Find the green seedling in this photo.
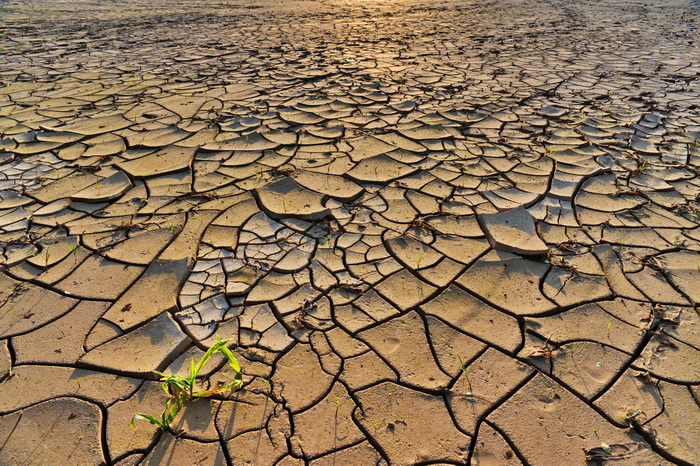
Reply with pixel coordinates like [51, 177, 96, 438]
[43, 248, 51, 269]
[281, 198, 297, 212]
[458, 356, 473, 397]
[167, 220, 176, 233]
[63, 243, 79, 257]
[625, 409, 642, 426]
[414, 254, 424, 269]
[131, 336, 243, 431]
[255, 370, 271, 395]
[334, 396, 346, 419]
[639, 159, 648, 173]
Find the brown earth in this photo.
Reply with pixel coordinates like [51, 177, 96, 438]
[0, 0, 699, 464]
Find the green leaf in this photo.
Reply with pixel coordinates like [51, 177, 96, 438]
[219, 345, 241, 373]
[154, 396, 185, 430]
[457, 356, 470, 380]
[160, 373, 188, 384]
[224, 375, 243, 392]
[161, 381, 171, 396]
[193, 338, 227, 377]
[189, 357, 197, 380]
[162, 377, 190, 396]
[601, 442, 611, 453]
[256, 370, 272, 393]
[130, 413, 165, 430]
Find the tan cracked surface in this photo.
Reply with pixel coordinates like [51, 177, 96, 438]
[0, 0, 699, 464]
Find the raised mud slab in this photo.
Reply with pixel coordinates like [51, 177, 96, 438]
[0, 0, 699, 464]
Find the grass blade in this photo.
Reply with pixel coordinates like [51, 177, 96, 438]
[130, 413, 165, 430]
[161, 397, 184, 429]
[189, 357, 197, 380]
[219, 344, 241, 373]
[224, 374, 243, 392]
[192, 340, 224, 377]
[192, 387, 223, 398]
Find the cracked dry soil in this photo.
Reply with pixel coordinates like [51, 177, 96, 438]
[0, 0, 699, 464]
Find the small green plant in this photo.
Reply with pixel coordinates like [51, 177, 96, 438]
[458, 356, 473, 397]
[639, 158, 648, 173]
[63, 243, 79, 257]
[256, 370, 271, 395]
[625, 409, 642, 426]
[167, 220, 176, 233]
[334, 396, 346, 419]
[414, 254, 425, 269]
[131, 336, 243, 431]
[43, 248, 51, 268]
[332, 395, 347, 462]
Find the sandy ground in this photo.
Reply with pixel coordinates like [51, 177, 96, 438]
[0, 0, 699, 464]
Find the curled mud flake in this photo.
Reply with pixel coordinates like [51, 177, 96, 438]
[583, 442, 651, 462]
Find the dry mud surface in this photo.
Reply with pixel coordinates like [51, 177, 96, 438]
[0, 0, 699, 464]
